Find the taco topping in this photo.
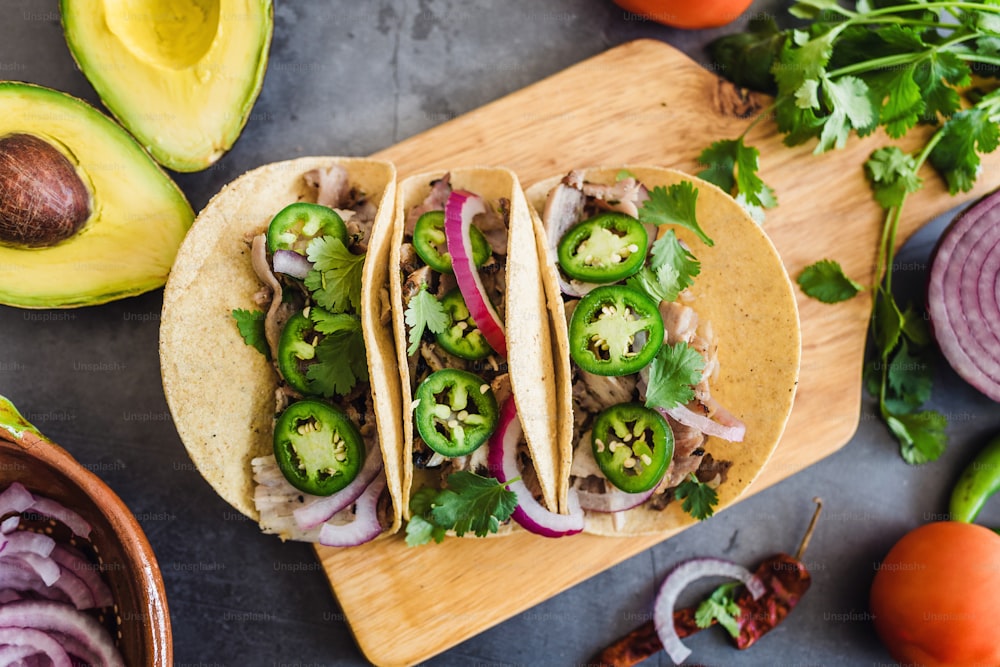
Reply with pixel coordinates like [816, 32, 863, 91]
[414, 369, 499, 458]
[266, 202, 347, 255]
[272, 400, 365, 497]
[413, 210, 491, 274]
[569, 285, 664, 377]
[591, 403, 672, 494]
[557, 212, 648, 283]
[435, 288, 494, 360]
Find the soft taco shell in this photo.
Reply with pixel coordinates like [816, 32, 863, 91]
[525, 166, 801, 536]
[388, 167, 561, 520]
[160, 157, 403, 535]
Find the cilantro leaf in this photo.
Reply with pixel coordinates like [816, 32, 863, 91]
[310, 308, 363, 335]
[404, 284, 449, 355]
[886, 409, 947, 465]
[694, 582, 742, 638]
[797, 259, 863, 303]
[674, 473, 718, 521]
[405, 472, 517, 545]
[697, 138, 777, 213]
[772, 30, 836, 104]
[305, 314, 368, 397]
[867, 66, 924, 139]
[404, 514, 446, 547]
[885, 340, 933, 414]
[706, 15, 784, 94]
[232, 308, 269, 358]
[638, 182, 713, 247]
[816, 75, 877, 152]
[305, 236, 366, 313]
[929, 101, 1000, 194]
[865, 147, 922, 210]
[626, 230, 700, 304]
[874, 288, 904, 359]
[644, 342, 705, 412]
[914, 50, 968, 121]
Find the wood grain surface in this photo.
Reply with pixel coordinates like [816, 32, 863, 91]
[316, 40, 1000, 667]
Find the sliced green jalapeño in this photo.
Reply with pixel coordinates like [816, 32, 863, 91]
[592, 403, 672, 493]
[267, 202, 347, 255]
[414, 369, 498, 457]
[412, 210, 491, 274]
[557, 212, 648, 283]
[569, 285, 664, 376]
[435, 288, 494, 360]
[273, 400, 365, 496]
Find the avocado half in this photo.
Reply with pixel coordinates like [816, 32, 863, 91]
[0, 83, 194, 308]
[60, 0, 274, 173]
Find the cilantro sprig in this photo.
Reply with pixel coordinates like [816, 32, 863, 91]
[405, 471, 518, 546]
[694, 582, 742, 638]
[305, 310, 369, 398]
[404, 284, 449, 355]
[626, 230, 701, 304]
[674, 473, 719, 521]
[643, 342, 706, 412]
[704, 0, 1000, 463]
[232, 308, 269, 358]
[638, 181, 714, 247]
[305, 236, 366, 314]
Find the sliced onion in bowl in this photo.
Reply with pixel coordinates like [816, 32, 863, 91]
[0, 599, 124, 666]
[272, 248, 313, 279]
[444, 190, 508, 357]
[317, 473, 386, 548]
[653, 558, 764, 664]
[488, 398, 584, 537]
[0, 626, 72, 667]
[293, 444, 383, 530]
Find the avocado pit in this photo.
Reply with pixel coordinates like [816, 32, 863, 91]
[0, 133, 92, 247]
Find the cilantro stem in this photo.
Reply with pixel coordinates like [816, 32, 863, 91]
[856, 2, 1000, 18]
[826, 33, 978, 79]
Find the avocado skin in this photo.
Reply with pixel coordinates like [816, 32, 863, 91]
[60, 0, 274, 173]
[0, 82, 194, 308]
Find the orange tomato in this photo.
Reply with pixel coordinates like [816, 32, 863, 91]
[611, 0, 755, 30]
[869, 522, 1000, 666]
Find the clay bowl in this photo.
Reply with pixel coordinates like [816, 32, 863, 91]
[0, 396, 171, 665]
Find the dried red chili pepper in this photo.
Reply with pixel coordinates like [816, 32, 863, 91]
[593, 498, 821, 667]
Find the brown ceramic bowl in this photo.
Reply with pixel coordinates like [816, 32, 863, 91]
[0, 396, 171, 665]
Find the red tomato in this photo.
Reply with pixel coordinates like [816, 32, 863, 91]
[870, 522, 1000, 666]
[611, 0, 754, 30]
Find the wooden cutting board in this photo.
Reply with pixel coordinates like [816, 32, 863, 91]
[317, 40, 1000, 666]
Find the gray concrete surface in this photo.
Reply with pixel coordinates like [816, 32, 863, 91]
[2, 1, 999, 665]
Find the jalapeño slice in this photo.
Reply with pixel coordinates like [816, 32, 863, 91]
[435, 288, 494, 360]
[591, 403, 672, 493]
[569, 285, 664, 376]
[414, 369, 498, 457]
[412, 210, 491, 274]
[276, 311, 318, 395]
[557, 212, 648, 283]
[267, 202, 347, 255]
[273, 400, 365, 496]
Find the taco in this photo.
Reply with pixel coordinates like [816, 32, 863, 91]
[525, 166, 800, 536]
[387, 167, 577, 539]
[160, 157, 404, 547]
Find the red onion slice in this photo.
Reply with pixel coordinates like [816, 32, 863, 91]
[1, 529, 55, 557]
[317, 473, 386, 547]
[928, 192, 1000, 401]
[50, 545, 113, 609]
[653, 558, 765, 664]
[272, 248, 313, 279]
[0, 600, 124, 666]
[0, 644, 37, 665]
[26, 497, 91, 539]
[658, 404, 746, 443]
[488, 398, 584, 537]
[0, 483, 33, 519]
[0, 626, 72, 667]
[293, 445, 383, 530]
[444, 190, 508, 357]
[575, 484, 655, 513]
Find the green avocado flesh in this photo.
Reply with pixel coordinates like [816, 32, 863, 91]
[60, 0, 274, 172]
[0, 83, 194, 308]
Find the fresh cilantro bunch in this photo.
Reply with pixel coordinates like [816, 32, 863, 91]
[703, 0, 1000, 463]
[405, 471, 518, 546]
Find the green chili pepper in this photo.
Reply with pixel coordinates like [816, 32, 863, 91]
[414, 369, 499, 457]
[267, 202, 347, 255]
[412, 210, 491, 274]
[557, 212, 648, 283]
[592, 403, 672, 493]
[273, 400, 365, 496]
[950, 431, 1000, 524]
[569, 285, 664, 376]
[435, 288, 494, 360]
